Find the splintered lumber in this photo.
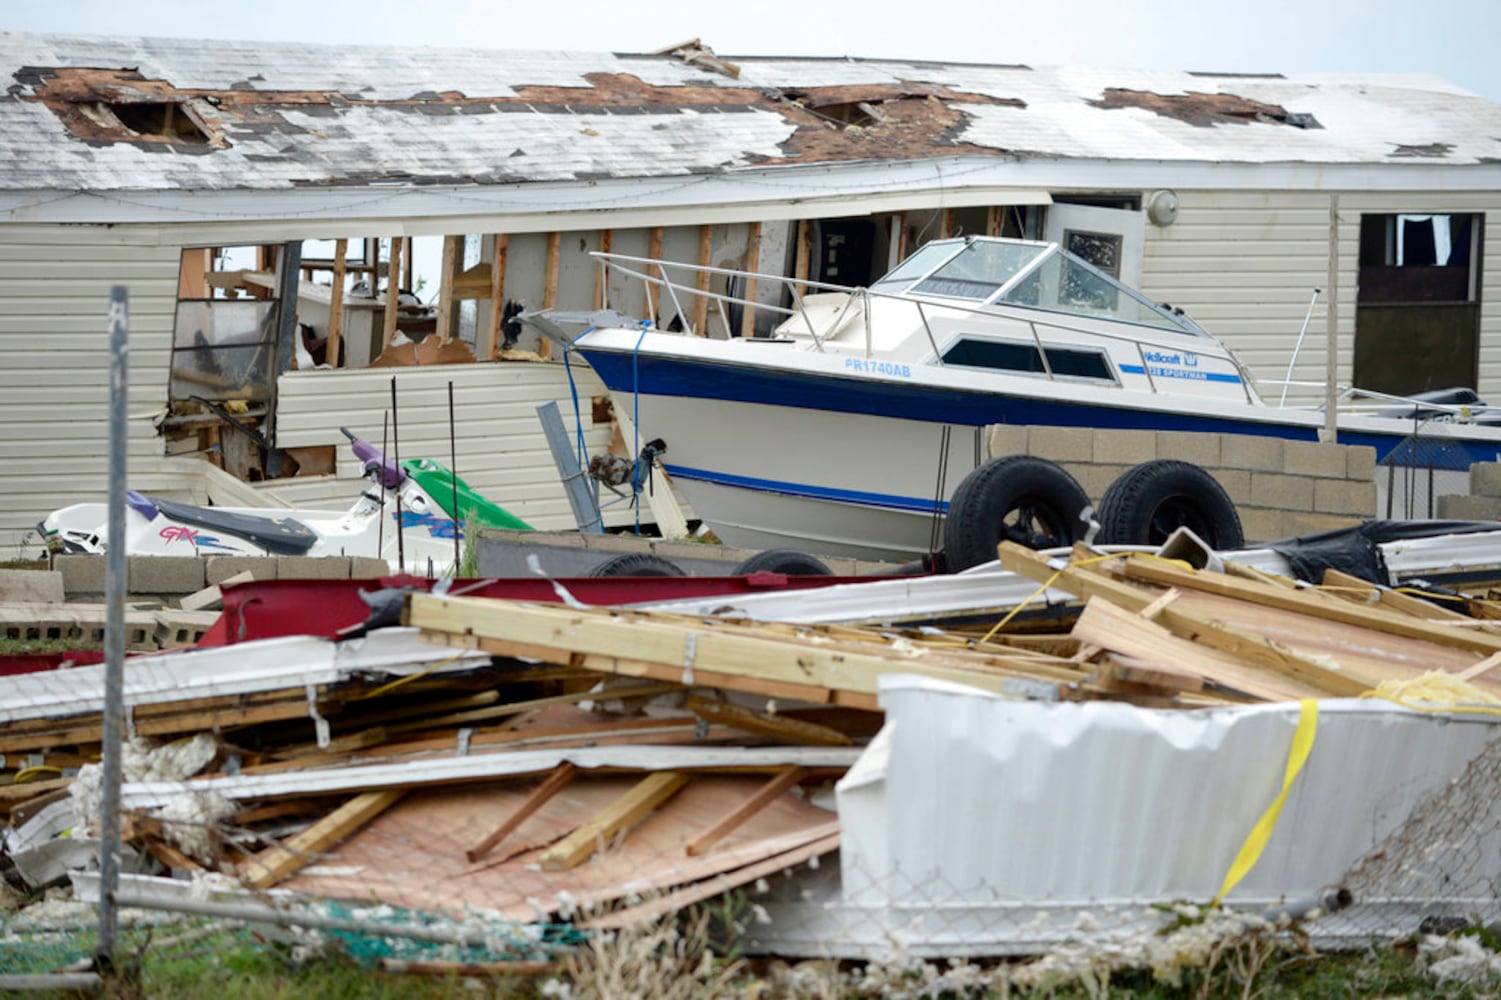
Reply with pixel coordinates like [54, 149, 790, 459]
[1124, 555, 1501, 657]
[684, 695, 853, 746]
[586, 828, 840, 929]
[685, 766, 808, 857]
[998, 543, 1372, 697]
[240, 789, 406, 889]
[465, 762, 578, 862]
[408, 593, 1094, 707]
[538, 771, 690, 872]
[1071, 597, 1321, 701]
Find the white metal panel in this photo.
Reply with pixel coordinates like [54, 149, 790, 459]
[811, 676, 1501, 957]
[0, 229, 179, 556]
[271, 357, 623, 532]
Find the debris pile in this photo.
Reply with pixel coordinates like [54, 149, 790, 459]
[4, 538, 1501, 962]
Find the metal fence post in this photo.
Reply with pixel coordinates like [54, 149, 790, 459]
[96, 286, 128, 969]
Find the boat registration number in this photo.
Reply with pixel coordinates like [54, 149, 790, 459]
[844, 358, 912, 378]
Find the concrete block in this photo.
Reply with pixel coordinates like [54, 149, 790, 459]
[1345, 445, 1377, 482]
[1074, 464, 1126, 504]
[985, 424, 1029, 460]
[1436, 494, 1501, 521]
[1091, 428, 1156, 466]
[350, 556, 393, 579]
[1236, 507, 1284, 546]
[1470, 462, 1501, 499]
[1221, 435, 1285, 473]
[1160, 431, 1221, 469]
[1314, 479, 1378, 517]
[1250, 473, 1315, 511]
[1027, 425, 1093, 463]
[276, 556, 352, 580]
[0, 569, 64, 604]
[1210, 469, 1252, 506]
[205, 556, 279, 585]
[54, 555, 105, 596]
[127, 556, 206, 595]
[1282, 511, 1363, 539]
[1283, 440, 1350, 479]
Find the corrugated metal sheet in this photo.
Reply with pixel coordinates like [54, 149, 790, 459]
[747, 676, 1501, 958]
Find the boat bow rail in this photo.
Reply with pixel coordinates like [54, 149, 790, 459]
[527, 243, 1269, 406]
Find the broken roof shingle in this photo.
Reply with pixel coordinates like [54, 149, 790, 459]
[0, 30, 1498, 197]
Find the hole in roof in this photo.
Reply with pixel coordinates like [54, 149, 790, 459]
[106, 101, 211, 144]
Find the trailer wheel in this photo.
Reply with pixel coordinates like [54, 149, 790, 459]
[732, 548, 833, 576]
[942, 455, 1091, 572]
[588, 553, 687, 577]
[1096, 460, 1244, 549]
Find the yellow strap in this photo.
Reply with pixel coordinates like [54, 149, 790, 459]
[1212, 698, 1319, 905]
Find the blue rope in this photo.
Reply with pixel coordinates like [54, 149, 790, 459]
[630, 321, 652, 535]
[561, 334, 592, 475]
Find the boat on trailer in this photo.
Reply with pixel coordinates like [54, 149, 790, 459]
[526, 236, 1501, 563]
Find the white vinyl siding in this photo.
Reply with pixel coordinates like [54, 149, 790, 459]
[1139, 190, 1501, 408]
[267, 358, 627, 532]
[0, 228, 189, 556]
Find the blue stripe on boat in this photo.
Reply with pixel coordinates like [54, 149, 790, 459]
[1117, 364, 1243, 384]
[579, 348, 1497, 471]
[666, 464, 949, 514]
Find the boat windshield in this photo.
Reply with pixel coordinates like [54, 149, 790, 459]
[997, 251, 1205, 335]
[872, 240, 1047, 301]
[871, 237, 1206, 336]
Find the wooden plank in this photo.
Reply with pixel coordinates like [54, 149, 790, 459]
[794, 220, 811, 295]
[684, 695, 852, 746]
[241, 789, 405, 889]
[612, 406, 689, 539]
[587, 829, 840, 929]
[1457, 651, 1501, 682]
[540, 231, 560, 360]
[1072, 596, 1317, 701]
[325, 237, 347, 368]
[740, 221, 761, 339]
[646, 227, 663, 324]
[466, 762, 578, 862]
[685, 766, 808, 856]
[481, 233, 508, 358]
[997, 543, 1369, 696]
[434, 234, 461, 344]
[408, 595, 1081, 705]
[537, 771, 690, 871]
[1128, 556, 1501, 656]
[381, 236, 404, 349]
[986, 206, 1001, 237]
[594, 229, 612, 310]
[693, 225, 712, 336]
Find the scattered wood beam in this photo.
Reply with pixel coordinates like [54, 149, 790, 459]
[240, 789, 406, 889]
[466, 762, 578, 862]
[326, 237, 347, 367]
[538, 771, 690, 871]
[685, 766, 808, 857]
[684, 695, 852, 746]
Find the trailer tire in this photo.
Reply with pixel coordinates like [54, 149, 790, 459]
[732, 548, 833, 576]
[588, 553, 687, 577]
[942, 455, 1091, 572]
[1096, 460, 1244, 549]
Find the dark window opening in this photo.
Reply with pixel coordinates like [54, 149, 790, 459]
[105, 101, 210, 144]
[1354, 213, 1484, 395]
[941, 337, 1115, 381]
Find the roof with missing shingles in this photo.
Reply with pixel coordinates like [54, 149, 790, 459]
[3, 30, 1501, 195]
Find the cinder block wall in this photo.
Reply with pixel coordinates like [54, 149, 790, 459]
[1438, 463, 1501, 521]
[985, 426, 1377, 545]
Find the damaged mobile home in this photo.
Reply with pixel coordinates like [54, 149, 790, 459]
[3, 32, 1501, 556]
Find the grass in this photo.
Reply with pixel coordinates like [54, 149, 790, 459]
[5, 913, 1500, 1000]
[0, 636, 93, 655]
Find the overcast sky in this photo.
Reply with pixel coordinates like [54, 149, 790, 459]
[7, 0, 1501, 102]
